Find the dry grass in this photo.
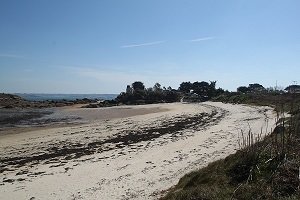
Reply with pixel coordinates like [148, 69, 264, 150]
[162, 93, 300, 200]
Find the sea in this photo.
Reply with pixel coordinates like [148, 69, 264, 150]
[15, 93, 118, 101]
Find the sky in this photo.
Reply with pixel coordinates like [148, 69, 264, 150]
[1, 0, 300, 94]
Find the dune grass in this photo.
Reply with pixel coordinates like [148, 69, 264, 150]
[161, 93, 300, 200]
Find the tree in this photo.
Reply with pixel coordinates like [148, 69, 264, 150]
[126, 85, 133, 94]
[179, 82, 193, 93]
[192, 81, 210, 96]
[132, 81, 145, 92]
[116, 92, 129, 103]
[248, 83, 265, 92]
[285, 85, 300, 93]
[215, 88, 225, 96]
[209, 81, 216, 90]
[208, 81, 217, 97]
[237, 86, 250, 94]
[153, 83, 162, 92]
[164, 90, 181, 102]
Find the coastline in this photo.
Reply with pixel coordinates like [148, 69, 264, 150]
[0, 104, 170, 136]
[0, 102, 276, 200]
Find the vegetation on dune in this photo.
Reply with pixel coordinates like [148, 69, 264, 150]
[116, 81, 181, 105]
[115, 80, 225, 105]
[178, 81, 225, 102]
[84, 81, 300, 110]
[161, 91, 300, 200]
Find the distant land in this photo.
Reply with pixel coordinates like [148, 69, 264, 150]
[14, 93, 118, 101]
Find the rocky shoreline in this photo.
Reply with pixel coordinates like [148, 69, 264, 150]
[0, 93, 97, 109]
[0, 93, 99, 132]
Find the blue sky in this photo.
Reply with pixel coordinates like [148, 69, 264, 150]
[1, 0, 300, 93]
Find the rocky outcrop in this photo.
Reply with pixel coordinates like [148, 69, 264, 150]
[0, 93, 97, 109]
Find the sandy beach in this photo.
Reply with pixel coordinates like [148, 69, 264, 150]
[0, 102, 277, 200]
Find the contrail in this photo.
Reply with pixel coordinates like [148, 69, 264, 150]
[121, 41, 165, 48]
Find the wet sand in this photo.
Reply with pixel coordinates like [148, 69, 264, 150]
[0, 102, 276, 200]
[0, 104, 169, 136]
[60, 104, 170, 122]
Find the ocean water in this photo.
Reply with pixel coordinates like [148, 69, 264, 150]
[15, 93, 118, 101]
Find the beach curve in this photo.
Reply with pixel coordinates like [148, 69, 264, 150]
[0, 102, 276, 200]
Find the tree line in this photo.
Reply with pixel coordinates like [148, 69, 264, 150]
[115, 80, 225, 105]
[90, 81, 300, 107]
[116, 82, 181, 104]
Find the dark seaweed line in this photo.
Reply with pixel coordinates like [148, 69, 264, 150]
[0, 109, 226, 172]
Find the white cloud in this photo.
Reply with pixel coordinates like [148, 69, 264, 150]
[188, 37, 214, 42]
[121, 40, 166, 48]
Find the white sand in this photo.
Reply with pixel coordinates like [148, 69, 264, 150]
[0, 102, 277, 200]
